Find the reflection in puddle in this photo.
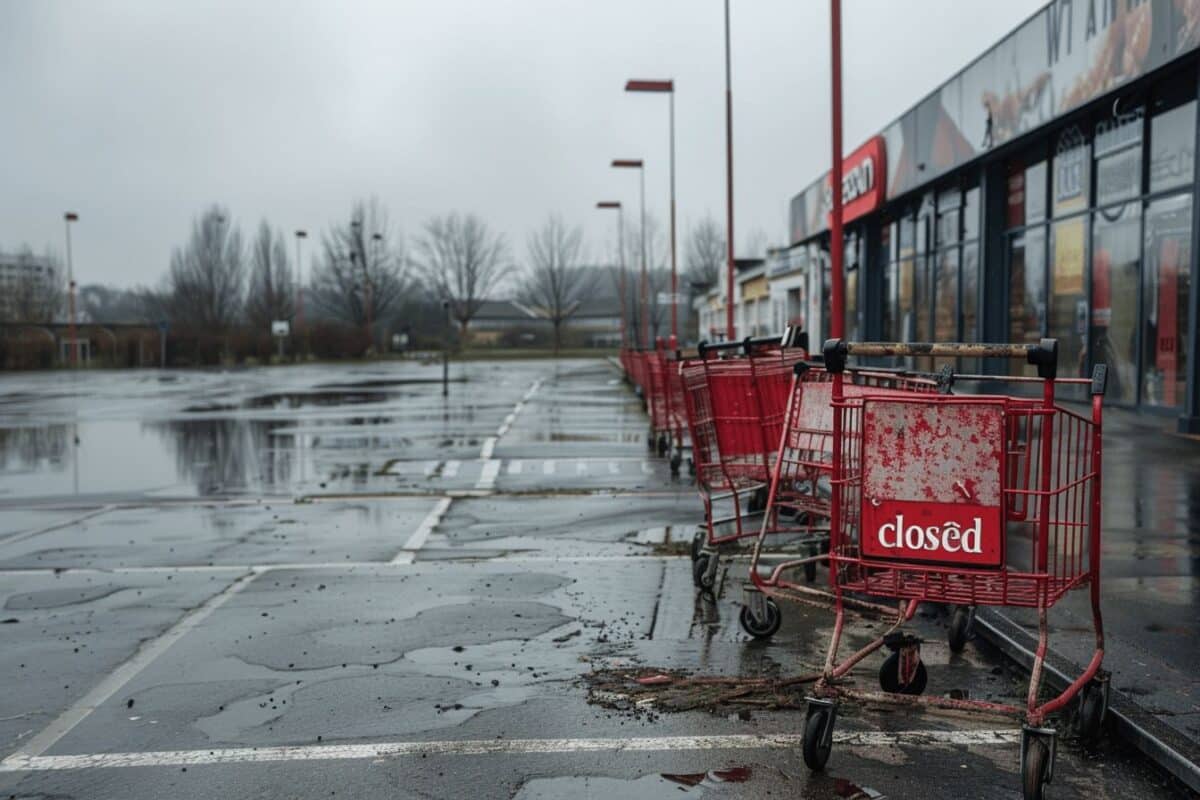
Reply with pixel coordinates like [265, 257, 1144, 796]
[513, 767, 751, 799]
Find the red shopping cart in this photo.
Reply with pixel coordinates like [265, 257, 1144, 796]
[680, 330, 808, 590]
[800, 338, 1108, 800]
[740, 362, 941, 639]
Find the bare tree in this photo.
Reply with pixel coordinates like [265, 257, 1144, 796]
[309, 199, 408, 342]
[741, 226, 770, 259]
[520, 215, 594, 354]
[415, 212, 509, 340]
[244, 220, 296, 331]
[0, 246, 64, 323]
[166, 206, 245, 331]
[623, 213, 670, 346]
[685, 214, 725, 288]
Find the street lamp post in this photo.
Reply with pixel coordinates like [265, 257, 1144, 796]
[596, 201, 626, 347]
[723, 0, 736, 341]
[63, 212, 78, 366]
[294, 230, 307, 350]
[625, 79, 677, 343]
[612, 159, 647, 348]
[830, 0, 845, 340]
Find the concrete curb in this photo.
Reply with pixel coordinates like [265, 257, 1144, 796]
[974, 608, 1200, 793]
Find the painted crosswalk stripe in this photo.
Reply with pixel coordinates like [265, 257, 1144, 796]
[608, 461, 620, 475]
[543, 460, 556, 475]
[442, 460, 461, 478]
[508, 460, 524, 475]
[476, 460, 502, 490]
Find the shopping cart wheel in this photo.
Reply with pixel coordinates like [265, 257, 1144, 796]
[947, 605, 974, 653]
[1020, 728, 1055, 800]
[1077, 677, 1108, 744]
[878, 649, 927, 695]
[693, 552, 717, 592]
[801, 700, 836, 771]
[687, 458, 696, 476]
[657, 434, 669, 457]
[669, 451, 682, 475]
[690, 529, 705, 562]
[739, 599, 781, 639]
[803, 544, 819, 582]
[646, 429, 656, 451]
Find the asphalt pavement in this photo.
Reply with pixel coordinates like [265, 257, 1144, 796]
[0, 358, 1192, 798]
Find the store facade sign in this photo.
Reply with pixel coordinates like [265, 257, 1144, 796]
[823, 136, 887, 227]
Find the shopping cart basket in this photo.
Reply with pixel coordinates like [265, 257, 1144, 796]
[740, 362, 941, 639]
[800, 338, 1108, 800]
[681, 330, 807, 590]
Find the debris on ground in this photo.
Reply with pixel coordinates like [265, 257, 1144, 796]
[585, 668, 820, 714]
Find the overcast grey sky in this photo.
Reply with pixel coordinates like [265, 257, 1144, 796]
[0, 0, 1045, 289]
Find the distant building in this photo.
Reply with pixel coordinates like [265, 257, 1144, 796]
[0, 252, 59, 321]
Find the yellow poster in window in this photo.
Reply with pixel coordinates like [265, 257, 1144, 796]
[1053, 217, 1085, 296]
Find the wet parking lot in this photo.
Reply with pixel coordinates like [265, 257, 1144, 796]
[0, 359, 1188, 798]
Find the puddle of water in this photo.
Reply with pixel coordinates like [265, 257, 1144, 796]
[513, 767, 751, 799]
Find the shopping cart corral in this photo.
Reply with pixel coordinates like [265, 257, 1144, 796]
[679, 330, 808, 593]
[800, 338, 1108, 800]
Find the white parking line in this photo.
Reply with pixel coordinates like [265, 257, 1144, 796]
[0, 729, 1021, 772]
[543, 460, 556, 476]
[575, 461, 588, 475]
[441, 460, 461, 478]
[641, 461, 654, 474]
[475, 460, 502, 490]
[507, 460, 524, 475]
[608, 461, 620, 475]
[0, 505, 115, 547]
[392, 496, 453, 563]
[7, 569, 261, 762]
[478, 437, 497, 460]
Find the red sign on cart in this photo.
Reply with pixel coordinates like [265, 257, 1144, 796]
[862, 499, 1003, 568]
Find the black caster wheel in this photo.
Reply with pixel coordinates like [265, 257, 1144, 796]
[669, 451, 682, 475]
[948, 605, 973, 653]
[738, 598, 782, 639]
[1077, 679, 1107, 744]
[687, 458, 696, 476]
[879, 650, 927, 695]
[692, 553, 717, 592]
[690, 529, 705, 562]
[657, 434, 669, 457]
[1021, 735, 1051, 800]
[646, 431, 656, 451]
[802, 703, 835, 771]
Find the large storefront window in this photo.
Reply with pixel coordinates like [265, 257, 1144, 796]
[1050, 217, 1088, 381]
[1142, 193, 1192, 408]
[1008, 227, 1047, 374]
[1091, 203, 1141, 404]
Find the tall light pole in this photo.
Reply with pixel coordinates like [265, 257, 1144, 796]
[625, 79, 677, 342]
[829, 0, 845, 340]
[596, 201, 626, 347]
[63, 212, 78, 366]
[294, 229, 307, 341]
[370, 232, 382, 352]
[723, 0, 736, 340]
[612, 159, 647, 348]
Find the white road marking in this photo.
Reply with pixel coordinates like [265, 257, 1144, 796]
[475, 460, 502, 490]
[441, 460, 461, 478]
[494, 378, 543, 439]
[0, 729, 1021, 772]
[422, 460, 439, 477]
[608, 461, 620, 475]
[0, 505, 115, 547]
[542, 460, 556, 476]
[641, 461, 654, 474]
[507, 460, 524, 475]
[7, 569, 261, 762]
[478, 437, 497, 460]
[575, 461, 588, 475]
[392, 496, 453, 563]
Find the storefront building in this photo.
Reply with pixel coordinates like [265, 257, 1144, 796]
[787, 0, 1200, 430]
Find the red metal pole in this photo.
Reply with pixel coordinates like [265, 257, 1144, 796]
[724, 0, 736, 341]
[829, 0, 844, 341]
[669, 90, 678, 342]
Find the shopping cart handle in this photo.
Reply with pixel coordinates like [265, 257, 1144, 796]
[698, 332, 806, 359]
[822, 338, 1059, 380]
